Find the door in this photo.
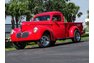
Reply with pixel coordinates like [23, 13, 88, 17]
[51, 14, 65, 39]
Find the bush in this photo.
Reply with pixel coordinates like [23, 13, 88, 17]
[82, 33, 89, 37]
[5, 42, 13, 48]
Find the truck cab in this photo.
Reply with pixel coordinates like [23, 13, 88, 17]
[10, 11, 83, 49]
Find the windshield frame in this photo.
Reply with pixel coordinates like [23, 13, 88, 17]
[33, 15, 50, 22]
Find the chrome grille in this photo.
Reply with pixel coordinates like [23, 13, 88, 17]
[16, 32, 29, 38]
[22, 32, 29, 38]
[16, 33, 21, 38]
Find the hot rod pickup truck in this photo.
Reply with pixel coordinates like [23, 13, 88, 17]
[10, 11, 83, 49]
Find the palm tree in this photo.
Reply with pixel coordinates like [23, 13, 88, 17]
[39, 0, 82, 22]
[5, 0, 83, 27]
[5, 3, 15, 29]
[5, 0, 30, 28]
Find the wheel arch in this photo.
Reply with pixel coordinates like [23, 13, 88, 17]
[36, 26, 56, 41]
[69, 26, 80, 37]
[42, 30, 56, 41]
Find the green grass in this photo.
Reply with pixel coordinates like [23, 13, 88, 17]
[57, 36, 88, 43]
[5, 33, 89, 51]
[5, 48, 16, 51]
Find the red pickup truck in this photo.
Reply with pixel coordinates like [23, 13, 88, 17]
[10, 11, 83, 49]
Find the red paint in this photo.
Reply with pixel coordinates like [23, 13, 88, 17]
[10, 11, 83, 42]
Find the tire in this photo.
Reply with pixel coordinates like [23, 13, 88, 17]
[37, 34, 51, 48]
[50, 41, 56, 46]
[13, 42, 26, 49]
[72, 30, 81, 42]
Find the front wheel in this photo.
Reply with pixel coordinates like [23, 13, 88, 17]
[13, 42, 26, 49]
[72, 30, 81, 42]
[37, 34, 51, 48]
[50, 41, 56, 46]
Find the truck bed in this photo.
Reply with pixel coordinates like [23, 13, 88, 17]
[64, 22, 83, 37]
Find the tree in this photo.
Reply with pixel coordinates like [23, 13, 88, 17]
[84, 10, 89, 32]
[5, 0, 30, 28]
[5, 3, 15, 29]
[87, 10, 89, 18]
[86, 10, 89, 27]
[27, 0, 82, 22]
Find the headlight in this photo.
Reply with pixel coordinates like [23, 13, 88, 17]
[11, 30, 15, 34]
[33, 27, 38, 33]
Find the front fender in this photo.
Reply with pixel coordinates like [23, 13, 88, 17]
[36, 26, 55, 40]
[10, 28, 21, 41]
[10, 28, 21, 35]
[10, 26, 55, 42]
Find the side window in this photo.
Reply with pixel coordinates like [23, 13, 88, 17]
[52, 15, 61, 21]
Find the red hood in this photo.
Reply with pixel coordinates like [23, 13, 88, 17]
[21, 21, 51, 32]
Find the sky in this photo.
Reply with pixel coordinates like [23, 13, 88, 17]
[5, 0, 89, 24]
[70, 0, 89, 23]
[5, 0, 10, 3]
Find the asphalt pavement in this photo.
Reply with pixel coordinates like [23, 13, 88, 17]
[5, 41, 89, 63]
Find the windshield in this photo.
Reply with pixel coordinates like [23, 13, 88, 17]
[34, 15, 50, 21]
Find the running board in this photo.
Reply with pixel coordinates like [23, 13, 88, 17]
[57, 37, 73, 40]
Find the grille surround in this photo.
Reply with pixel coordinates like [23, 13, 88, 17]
[22, 32, 29, 38]
[16, 33, 21, 38]
[16, 32, 29, 38]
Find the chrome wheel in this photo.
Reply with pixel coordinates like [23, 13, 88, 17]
[38, 35, 50, 47]
[75, 32, 81, 41]
[72, 30, 81, 42]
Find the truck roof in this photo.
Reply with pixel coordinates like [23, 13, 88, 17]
[34, 11, 62, 17]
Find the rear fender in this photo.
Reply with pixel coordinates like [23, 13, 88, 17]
[69, 26, 80, 37]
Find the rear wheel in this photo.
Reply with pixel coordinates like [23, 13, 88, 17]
[37, 34, 51, 48]
[13, 42, 26, 49]
[72, 30, 81, 42]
